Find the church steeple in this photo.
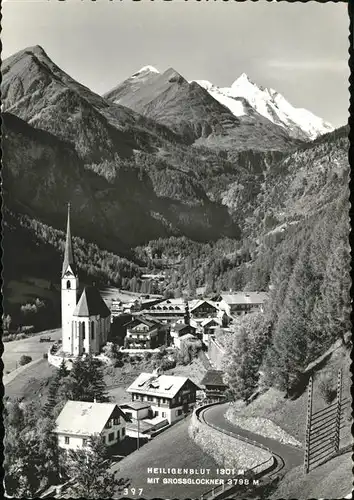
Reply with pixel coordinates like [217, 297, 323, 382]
[62, 203, 76, 277]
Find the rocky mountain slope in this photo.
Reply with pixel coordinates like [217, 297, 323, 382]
[3, 111, 239, 250]
[104, 66, 300, 152]
[194, 74, 334, 141]
[2, 46, 183, 163]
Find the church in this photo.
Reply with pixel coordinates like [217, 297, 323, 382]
[61, 205, 111, 356]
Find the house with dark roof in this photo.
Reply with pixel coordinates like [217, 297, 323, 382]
[170, 322, 196, 346]
[123, 316, 165, 349]
[61, 205, 111, 356]
[200, 370, 228, 400]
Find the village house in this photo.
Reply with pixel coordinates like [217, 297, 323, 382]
[170, 322, 197, 346]
[123, 316, 165, 349]
[189, 299, 220, 319]
[120, 401, 168, 438]
[146, 298, 187, 323]
[199, 317, 221, 346]
[218, 292, 268, 317]
[200, 370, 228, 401]
[126, 372, 200, 424]
[174, 332, 200, 350]
[55, 401, 127, 451]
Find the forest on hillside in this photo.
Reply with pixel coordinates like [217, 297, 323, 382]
[224, 192, 351, 399]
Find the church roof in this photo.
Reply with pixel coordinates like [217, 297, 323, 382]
[73, 286, 111, 318]
[62, 204, 77, 277]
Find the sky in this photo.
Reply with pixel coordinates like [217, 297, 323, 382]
[2, 0, 349, 127]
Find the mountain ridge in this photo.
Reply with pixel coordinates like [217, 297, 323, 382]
[193, 74, 333, 141]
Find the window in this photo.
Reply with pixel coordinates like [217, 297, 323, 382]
[162, 412, 166, 418]
[108, 432, 115, 442]
[67, 280, 71, 289]
[122, 427, 125, 436]
[64, 436, 70, 444]
[148, 396, 153, 401]
[175, 410, 179, 417]
[102, 436, 106, 443]
[82, 322, 86, 340]
[82, 438, 88, 447]
[117, 430, 120, 440]
[91, 321, 94, 340]
[178, 409, 183, 416]
[113, 417, 120, 426]
[105, 419, 112, 429]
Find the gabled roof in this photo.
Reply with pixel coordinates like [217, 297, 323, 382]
[127, 372, 200, 399]
[174, 323, 196, 332]
[62, 204, 77, 277]
[149, 298, 186, 311]
[201, 317, 220, 327]
[125, 317, 159, 330]
[190, 299, 219, 312]
[200, 370, 228, 388]
[73, 286, 111, 318]
[55, 401, 127, 436]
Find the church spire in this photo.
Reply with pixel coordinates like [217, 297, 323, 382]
[62, 203, 76, 277]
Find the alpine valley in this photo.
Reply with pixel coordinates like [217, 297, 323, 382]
[2, 46, 349, 333]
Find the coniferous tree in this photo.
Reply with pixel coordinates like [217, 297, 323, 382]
[65, 355, 109, 402]
[226, 326, 260, 402]
[64, 435, 128, 499]
[58, 358, 69, 378]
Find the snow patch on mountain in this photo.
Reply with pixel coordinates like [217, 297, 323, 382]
[194, 74, 334, 140]
[132, 65, 160, 77]
[194, 79, 246, 117]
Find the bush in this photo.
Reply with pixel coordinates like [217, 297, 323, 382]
[19, 355, 32, 366]
[318, 373, 337, 404]
[2, 336, 10, 342]
[160, 357, 176, 371]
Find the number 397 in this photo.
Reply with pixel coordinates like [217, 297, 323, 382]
[123, 488, 144, 496]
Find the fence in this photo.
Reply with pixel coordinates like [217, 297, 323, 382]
[194, 401, 282, 500]
[304, 369, 350, 473]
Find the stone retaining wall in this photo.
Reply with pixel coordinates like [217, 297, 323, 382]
[189, 411, 273, 473]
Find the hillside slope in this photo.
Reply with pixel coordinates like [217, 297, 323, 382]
[104, 67, 301, 152]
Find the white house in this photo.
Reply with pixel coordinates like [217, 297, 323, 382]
[55, 400, 127, 451]
[120, 401, 168, 438]
[126, 372, 200, 424]
[219, 292, 268, 317]
[61, 204, 111, 356]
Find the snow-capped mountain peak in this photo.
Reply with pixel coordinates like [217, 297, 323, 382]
[132, 65, 160, 77]
[194, 74, 333, 140]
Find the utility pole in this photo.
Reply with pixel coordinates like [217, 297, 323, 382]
[137, 418, 140, 451]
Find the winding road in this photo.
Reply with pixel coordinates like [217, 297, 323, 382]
[201, 402, 303, 474]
